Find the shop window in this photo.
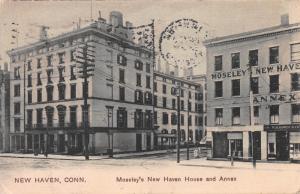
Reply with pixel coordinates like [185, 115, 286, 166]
[269, 75, 279, 93]
[232, 79, 240, 96]
[291, 43, 300, 61]
[270, 105, 279, 124]
[292, 104, 300, 123]
[291, 73, 300, 91]
[269, 46, 279, 64]
[231, 52, 240, 69]
[215, 108, 223, 125]
[232, 107, 240, 125]
[249, 49, 258, 66]
[290, 143, 300, 160]
[214, 55, 222, 71]
[215, 81, 223, 98]
[162, 112, 168, 125]
[229, 139, 243, 157]
[251, 77, 259, 94]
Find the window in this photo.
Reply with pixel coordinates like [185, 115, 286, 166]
[27, 91, 32, 104]
[249, 49, 258, 66]
[181, 100, 184, 110]
[162, 112, 168, 124]
[14, 67, 20, 80]
[181, 114, 184, 125]
[47, 55, 53, 66]
[154, 82, 157, 92]
[269, 75, 279, 93]
[171, 113, 177, 125]
[188, 102, 191, 111]
[291, 43, 300, 61]
[135, 109, 143, 128]
[14, 102, 21, 114]
[146, 63, 151, 73]
[58, 52, 65, 64]
[292, 104, 300, 123]
[154, 111, 157, 124]
[162, 84, 166, 94]
[70, 65, 76, 80]
[232, 107, 240, 125]
[231, 52, 240, 69]
[58, 67, 65, 82]
[27, 60, 32, 71]
[69, 106, 77, 127]
[180, 89, 184, 98]
[189, 91, 191, 99]
[145, 111, 152, 129]
[232, 79, 240, 96]
[270, 105, 279, 124]
[215, 81, 223, 98]
[106, 106, 113, 127]
[37, 72, 42, 86]
[70, 84, 76, 99]
[119, 86, 125, 101]
[14, 118, 20, 132]
[27, 109, 33, 127]
[47, 69, 53, 84]
[37, 58, 42, 69]
[135, 60, 143, 70]
[57, 106, 66, 127]
[214, 55, 222, 71]
[36, 108, 43, 127]
[144, 92, 152, 105]
[215, 108, 223, 125]
[27, 75, 32, 87]
[254, 106, 259, 124]
[153, 95, 157, 106]
[136, 73, 142, 87]
[83, 82, 89, 98]
[46, 85, 53, 101]
[135, 90, 143, 104]
[163, 97, 167, 108]
[37, 88, 42, 102]
[119, 69, 125, 83]
[107, 66, 113, 81]
[14, 84, 20, 97]
[251, 77, 259, 94]
[146, 76, 151, 89]
[58, 84, 65, 100]
[117, 108, 127, 128]
[188, 115, 192, 126]
[291, 73, 300, 91]
[269, 46, 279, 64]
[172, 99, 176, 109]
[70, 50, 75, 62]
[117, 54, 127, 66]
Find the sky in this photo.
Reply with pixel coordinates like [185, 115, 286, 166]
[0, 0, 299, 75]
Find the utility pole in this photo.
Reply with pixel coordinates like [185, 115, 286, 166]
[76, 41, 95, 160]
[249, 63, 256, 168]
[176, 83, 181, 163]
[187, 98, 190, 160]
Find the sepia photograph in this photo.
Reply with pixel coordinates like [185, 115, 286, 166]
[0, 0, 300, 193]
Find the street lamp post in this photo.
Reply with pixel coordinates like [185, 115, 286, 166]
[176, 83, 181, 163]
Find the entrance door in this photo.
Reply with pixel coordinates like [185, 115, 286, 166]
[57, 134, 65, 152]
[276, 131, 289, 161]
[146, 133, 151, 151]
[136, 134, 142, 152]
[213, 132, 228, 158]
[253, 132, 261, 160]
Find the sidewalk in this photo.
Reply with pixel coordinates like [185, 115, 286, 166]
[180, 158, 300, 171]
[0, 148, 195, 160]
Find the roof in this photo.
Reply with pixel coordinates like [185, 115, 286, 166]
[154, 70, 202, 86]
[203, 22, 300, 47]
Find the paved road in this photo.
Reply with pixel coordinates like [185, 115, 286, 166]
[0, 155, 299, 194]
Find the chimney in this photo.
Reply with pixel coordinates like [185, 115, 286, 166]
[281, 14, 289, 26]
[109, 11, 123, 27]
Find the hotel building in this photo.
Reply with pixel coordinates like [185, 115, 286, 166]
[204, 15, 300, 161]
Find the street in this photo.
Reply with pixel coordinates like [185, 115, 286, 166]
[0, 152, 300, 194]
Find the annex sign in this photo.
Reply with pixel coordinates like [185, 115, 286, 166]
[211, 62, 300, 80]
[253, 93, 297, 104]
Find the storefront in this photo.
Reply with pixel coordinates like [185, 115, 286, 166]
[265, 125, 300, 161]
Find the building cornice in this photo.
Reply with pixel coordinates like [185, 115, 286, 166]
[154, 71, 202, 87]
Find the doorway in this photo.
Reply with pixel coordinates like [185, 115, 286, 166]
[276, 131, 289, 161]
